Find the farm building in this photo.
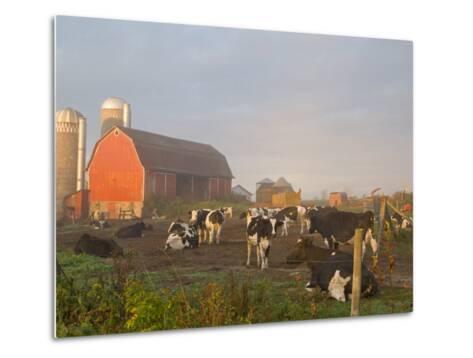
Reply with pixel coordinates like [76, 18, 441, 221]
[55, 108, 87, 219]
[232, 184, 252, 201]
[255, 177, 300, 207]
[328, 192, 348, 207]
[87, 126, 233, 219]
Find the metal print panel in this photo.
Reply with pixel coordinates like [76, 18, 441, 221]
[54, 15, 413, 338]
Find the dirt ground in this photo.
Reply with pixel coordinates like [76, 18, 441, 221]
[56, 217, 413, 287]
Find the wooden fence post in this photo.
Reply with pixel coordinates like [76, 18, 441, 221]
[351, 228, 364, 316]
[377, 196, 386, 247]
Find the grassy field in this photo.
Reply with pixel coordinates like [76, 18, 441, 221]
[56, 199, 413, 337]
[56, 251, 412, 337]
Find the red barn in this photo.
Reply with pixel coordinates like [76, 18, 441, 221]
[87, 126, 233, 218]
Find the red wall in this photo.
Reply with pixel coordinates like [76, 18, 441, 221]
[209, 178, 231, 199]
[153, 171, 176, 199]
[88, 129, 144, 202]
[209, 178, 218, 200]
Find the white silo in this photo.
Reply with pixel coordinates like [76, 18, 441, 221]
[100, 97, 131, 136]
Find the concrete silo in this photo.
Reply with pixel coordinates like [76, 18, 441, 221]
[100, 97, 131, 136]
[55, 108, 86, 218]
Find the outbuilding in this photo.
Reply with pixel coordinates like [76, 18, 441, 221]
[87, 126, 233, 218]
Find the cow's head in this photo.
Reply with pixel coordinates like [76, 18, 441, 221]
[247, 216, 273, 238]
[328, 270, 351, 302]
[168, 220, 185, 234]
[286, 237, 313, 264]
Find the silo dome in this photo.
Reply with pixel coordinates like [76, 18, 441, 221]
[101, 97, 127, 110]
[56, 107, 85, 124]
[100, 97, 131, 136]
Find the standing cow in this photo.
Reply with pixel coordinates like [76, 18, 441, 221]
[246, 215, 283, 269]
[205, 209, 225, 244]
[274, 206, 299, 236]
[309, 210, 377, 256]
[189, 209, 210, 244]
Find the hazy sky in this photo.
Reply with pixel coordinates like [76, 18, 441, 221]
[55, 16, 413, 199]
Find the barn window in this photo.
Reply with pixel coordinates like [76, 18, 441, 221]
[114, 129, 119, 136]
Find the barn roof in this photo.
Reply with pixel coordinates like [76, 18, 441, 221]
[92, 126, 233, 178]
[232, 184, 252, 196]
[256, 178, 274, 184]
[273, 177, 293, 188]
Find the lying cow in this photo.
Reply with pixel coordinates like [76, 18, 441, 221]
[165, 220, 199, 250]
[286, 236, 337, 265]
[246, 215, 283, 269]
[305, 251, 378, 302]
[115, 221, 146, 239]
[74, 234, 124, 258]
[286, 237, 377, 302]
[391, 212, 412, 232]
[309, 210, 377, 256]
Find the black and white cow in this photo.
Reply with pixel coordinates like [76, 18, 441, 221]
[308, 210, 377, 256]
[115, 221, 146, 238]
[305, 250, 378, 302]
[274, 206, 299, 236]
[391, 212, 412, 232]
[240, 208, 263, 228]
[246, 215, 283, 269]
[205, 209, 225, 244]
[165, 220, 199, 250]
[189, 208, 225, 244]
[189, 209, 210, 244]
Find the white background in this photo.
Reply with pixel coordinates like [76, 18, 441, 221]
[1, 0, 472, 356]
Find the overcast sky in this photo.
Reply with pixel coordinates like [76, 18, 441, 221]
[55, 16, 412, 199]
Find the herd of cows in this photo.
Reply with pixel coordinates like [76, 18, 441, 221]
[71, 204, 412, 302]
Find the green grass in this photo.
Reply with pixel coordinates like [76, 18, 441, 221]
[56, 251, 412, 337]
[56, 251, 113, 287]
[135, 268, 412, 319]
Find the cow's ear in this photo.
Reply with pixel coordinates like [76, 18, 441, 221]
[344, 276, 351, 284]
